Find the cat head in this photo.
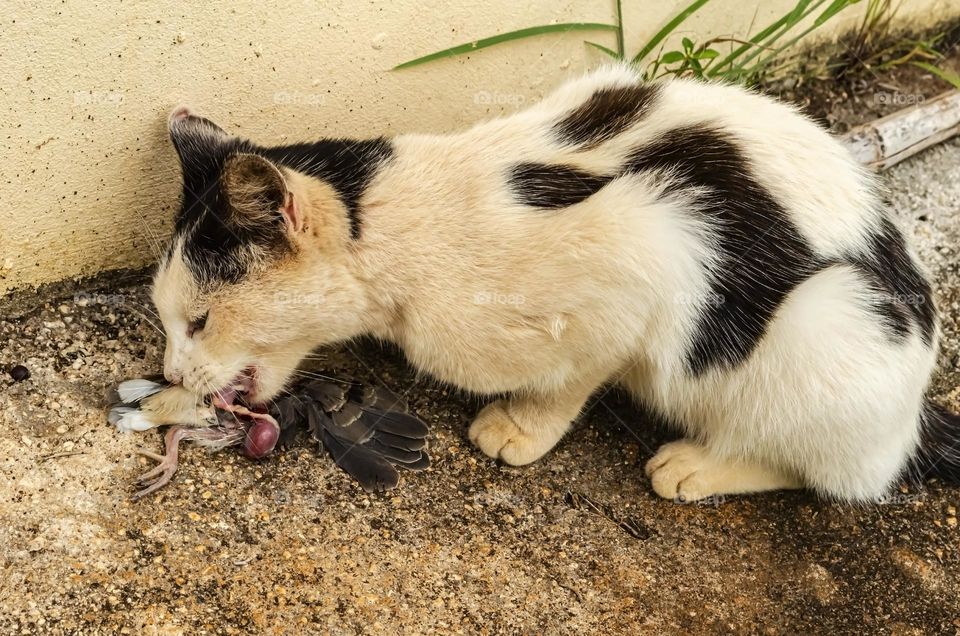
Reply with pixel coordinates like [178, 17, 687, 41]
[153, 107, 373, 405]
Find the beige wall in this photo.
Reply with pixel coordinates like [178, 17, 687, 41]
[2, 0, 957, 297]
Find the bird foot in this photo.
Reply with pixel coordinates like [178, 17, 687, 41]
[132, 425, 246, 499]
[132, 426, 190, 499]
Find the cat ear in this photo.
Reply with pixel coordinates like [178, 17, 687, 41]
[221, 153, 301, 233]
[168, 105, 231, 167]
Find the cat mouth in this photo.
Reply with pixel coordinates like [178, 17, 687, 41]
[209, 366, 280, 459]
[211, 366, 265, 412]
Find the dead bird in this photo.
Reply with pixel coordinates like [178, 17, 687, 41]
[108, 377, 430, 498]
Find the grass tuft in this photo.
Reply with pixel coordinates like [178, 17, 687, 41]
[393, 0, 959, 90]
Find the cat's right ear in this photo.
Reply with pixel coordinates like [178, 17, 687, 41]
[167, 105, 231, 167]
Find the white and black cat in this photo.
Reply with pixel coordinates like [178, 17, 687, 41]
[117, 65, 959, 502]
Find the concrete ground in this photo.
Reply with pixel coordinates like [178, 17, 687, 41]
[3, 139, 960, 634]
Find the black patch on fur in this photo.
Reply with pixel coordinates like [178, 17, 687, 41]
[508, 163, 612, 209]
[262, 138, 394, 240]
[853, 216, 935, 345]
[172, 136, 272, 286]
[554, 83, 660, 149]
[624, 125, 819, 375]
[172, 135, 393, 285]
[906, 400, 960, 486]
[852, 265, 914, 342]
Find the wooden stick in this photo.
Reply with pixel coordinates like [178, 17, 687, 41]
[840, 90, 960, 171]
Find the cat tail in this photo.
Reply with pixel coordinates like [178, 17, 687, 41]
[907, 399, 960, 485]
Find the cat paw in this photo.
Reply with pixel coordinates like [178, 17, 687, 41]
[468, 401, 555, 466]
[645, 440, 719, 502]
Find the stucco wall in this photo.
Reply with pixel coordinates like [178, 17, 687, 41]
[2, 0, 957, 297]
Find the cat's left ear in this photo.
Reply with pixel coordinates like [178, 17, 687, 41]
[221, 153, 302, 234]
[168, 105, 231, 168]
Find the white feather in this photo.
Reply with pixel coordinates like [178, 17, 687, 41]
[116, 379, 164, 404]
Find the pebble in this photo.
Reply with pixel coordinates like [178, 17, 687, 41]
[10, 365, 30, 381]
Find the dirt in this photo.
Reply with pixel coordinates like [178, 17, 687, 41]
[3, 53, 960, 636]
[767, 21, 960, 135]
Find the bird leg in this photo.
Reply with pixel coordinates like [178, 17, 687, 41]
[132, 424, 246, 499]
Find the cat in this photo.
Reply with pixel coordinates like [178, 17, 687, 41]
[116, 65, 960, 503]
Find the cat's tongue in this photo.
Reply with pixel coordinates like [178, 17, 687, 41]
[212, 388, 238, 410]
[212, 368, 257, 409]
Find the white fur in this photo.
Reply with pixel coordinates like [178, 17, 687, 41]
[150, 66, 938, 502]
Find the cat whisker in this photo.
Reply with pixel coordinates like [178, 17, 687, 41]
[119, 302, 164, 336]
[255, 364, 357, 385]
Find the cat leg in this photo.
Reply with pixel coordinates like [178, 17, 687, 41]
[468, 376, 602, 466]
[645, 439, 802, 502]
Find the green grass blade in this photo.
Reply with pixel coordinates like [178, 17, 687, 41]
[615, 0, 625, 58]
[814, 0, 860, 26]
[757, 0, 857, 65]
[631, 0, 713, 65]
[911, 61, 960, 88]
[393, 22, 619, 70]
[707, 0, 813, 76]
[585, 41, 623, 60]
[728, 0, 831, 76]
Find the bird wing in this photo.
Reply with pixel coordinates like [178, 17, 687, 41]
[320, 428, 401, 493]
[110, 378, 168, 406]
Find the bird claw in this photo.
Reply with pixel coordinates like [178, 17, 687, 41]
[130, 426, 188, 499]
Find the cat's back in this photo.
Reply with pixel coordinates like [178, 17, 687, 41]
[377, 66, 880, 254]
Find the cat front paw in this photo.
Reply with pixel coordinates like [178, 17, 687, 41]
[468, 400, 556, 466]
[644, 440, 718, 502]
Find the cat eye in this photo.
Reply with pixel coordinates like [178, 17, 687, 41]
[187, 312, 208, 338]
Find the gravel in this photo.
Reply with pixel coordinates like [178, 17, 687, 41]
[1, 139, 959, 635]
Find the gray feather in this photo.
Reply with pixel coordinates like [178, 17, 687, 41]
[108, 406, 136, 426]
[321, 428, 401, 492]
[362, 408, 429, 439]
[116, 379, 165, 404]
[305, 381, 347, 412]
[351, 384, 409, 412]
